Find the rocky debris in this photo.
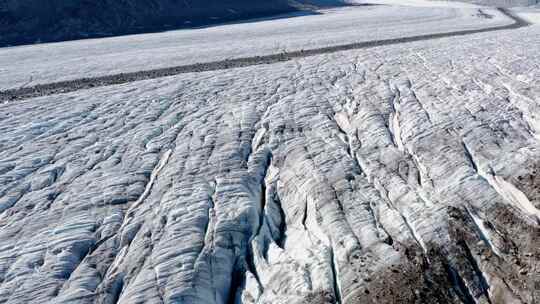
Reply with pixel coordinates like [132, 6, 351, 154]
[1, 11, 540, 304]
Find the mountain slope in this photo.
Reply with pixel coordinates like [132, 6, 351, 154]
[0, 0, 333, 46]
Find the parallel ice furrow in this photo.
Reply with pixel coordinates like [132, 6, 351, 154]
[463, 140, 540, 221]
[329, 246, 343, 304]
[465, 207, 501, 257]
[490, 175, 540, 221]
[502, 83, 540, 138]
[1, 16, 540, 304]
[389, 89, 405, 152]
[124, 149, 172, 218]
[401, 213, 429, 256]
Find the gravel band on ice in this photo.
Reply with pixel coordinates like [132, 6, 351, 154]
[0, 8, 529, 102]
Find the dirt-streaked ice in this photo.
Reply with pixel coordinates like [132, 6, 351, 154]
[0, 1, 539, 304]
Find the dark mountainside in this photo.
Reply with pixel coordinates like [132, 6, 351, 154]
[0, 0, 342, 46]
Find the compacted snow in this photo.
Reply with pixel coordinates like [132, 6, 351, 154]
[1, 1, 539, 304]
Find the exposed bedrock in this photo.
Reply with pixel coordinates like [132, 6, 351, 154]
[1, 26, 540, 303]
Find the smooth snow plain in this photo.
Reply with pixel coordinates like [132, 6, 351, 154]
[0, 4, 512, 90]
